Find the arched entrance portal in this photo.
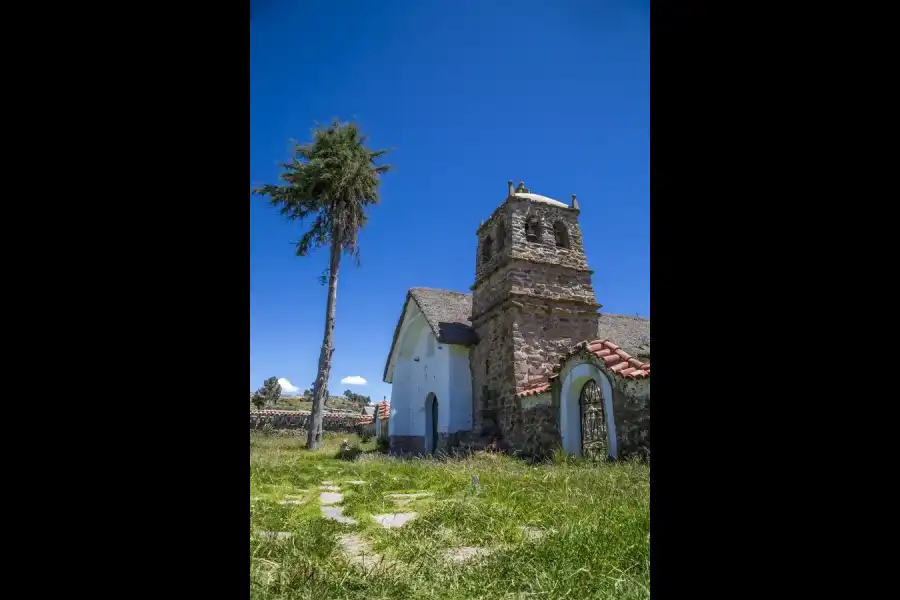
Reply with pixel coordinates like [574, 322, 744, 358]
[424, 393, 439, 454]
[559, 362, 618, 459]
[579, 379, 608, 460]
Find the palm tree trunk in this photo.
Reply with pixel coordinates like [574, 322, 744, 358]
[307, 238, 342, 449]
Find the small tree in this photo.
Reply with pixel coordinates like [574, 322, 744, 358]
[251, 377, 282, 410]
[260, 376, 282, 408]
[251, 391, 265, 411]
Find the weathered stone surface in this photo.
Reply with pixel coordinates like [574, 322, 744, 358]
[445, 546, 493, 563]
[319, 485, 341, 491]
[467, 192, 603, 457]
[321, 481, 335, 485]
[250, 411, 364, 432]
[474, 196, 588, 285]
[372, 513, 418, 528]
[320, 492, 344, 505]
[322, 505, 357, 525]
[389, 435, 425, 456]
[347, 480, 365, 485]
[611, 375, 650, 459]
[337, 534, 394, 571]
[387, 492, 433, 499]
[522, 526, 551, 541]
[258, 531, 294, 540]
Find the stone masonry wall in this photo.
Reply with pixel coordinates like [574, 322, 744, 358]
[474, 197, 588, 285]
[472, 261, 596, 319]
[469, 193, 601, 456]
[389, 435, 425, 456]
[513, 301, 600, 390]
[611, 378, 651, 459]
[250, 411, 366, 433]
[470, 310, 518, 437]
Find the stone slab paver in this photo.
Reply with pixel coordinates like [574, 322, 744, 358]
[321, 480, 335, 485]
[322, 505, 357, 525]
[348, 480, 365, 485]
[372, 512, 417, 528]
[387, 492, 433, 499]
[281, 500, 302, 505]
[319, 485, 341, 491]
[445, 546, 492, 563]
[522, 526, 551, 541]
[259, 531, 294, 540]
[320, 492, 344, 505]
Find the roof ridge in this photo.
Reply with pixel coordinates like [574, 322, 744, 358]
[410, 286, 472, 296]
[599, 313, 650, 321]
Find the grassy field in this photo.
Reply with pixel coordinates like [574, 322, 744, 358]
[250, 433, 650, 600]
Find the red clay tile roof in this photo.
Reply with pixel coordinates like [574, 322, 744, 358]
[515, 339, 651, 399]
[517, 383, 551, 398]
[551, 339, 650, 380]
[375, 401, 390, 420]
[585, 339, 651, 379]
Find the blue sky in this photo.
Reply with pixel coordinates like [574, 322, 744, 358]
[250, 0, 649, 402]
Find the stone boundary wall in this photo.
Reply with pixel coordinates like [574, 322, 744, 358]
[250, 410, 367, 433]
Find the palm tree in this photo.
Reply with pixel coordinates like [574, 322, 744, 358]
[254, 120, 392, 449]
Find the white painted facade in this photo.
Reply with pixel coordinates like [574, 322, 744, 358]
[386, 299, 473, 442]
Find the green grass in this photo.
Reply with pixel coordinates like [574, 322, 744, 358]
[250, 433, 650, 600]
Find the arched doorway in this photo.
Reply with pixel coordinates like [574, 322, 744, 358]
[579, 379, 608, 460]
[559, 362, 618, 459]
[424, 393, 438, 454]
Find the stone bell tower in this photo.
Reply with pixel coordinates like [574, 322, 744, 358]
[469, 180, 601, 445]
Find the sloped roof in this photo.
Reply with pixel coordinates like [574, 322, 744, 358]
[362, 405, 376, 417]
[596, 314, 650, 360]
[409, 288, 476, 345]
[383, 288, 477, 382]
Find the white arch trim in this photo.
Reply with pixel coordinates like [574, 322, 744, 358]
[559, 362, 618, 458]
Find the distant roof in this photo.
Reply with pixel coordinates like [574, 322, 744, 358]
[383, 288, 477, 383]
[597, 314, 650, 360]
[362, 405, 376, 417]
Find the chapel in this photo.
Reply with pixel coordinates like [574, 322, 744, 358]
[382, 181, 650, 459]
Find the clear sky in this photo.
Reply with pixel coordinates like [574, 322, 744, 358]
[250, 0, 649, 403]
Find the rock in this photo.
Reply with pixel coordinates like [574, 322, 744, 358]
[258, 531, 293, 540]
[320, 492, 344, 505]
[445, 546, 492, 564]
[322, 505, 357, 525]
[372, 513, 417, 528]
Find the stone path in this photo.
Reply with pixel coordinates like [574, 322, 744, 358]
[320, 491, 344, 505]
[387, 492, 433, 499]
[372, 512, 418, 528]
[314, 482, 358, 524]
